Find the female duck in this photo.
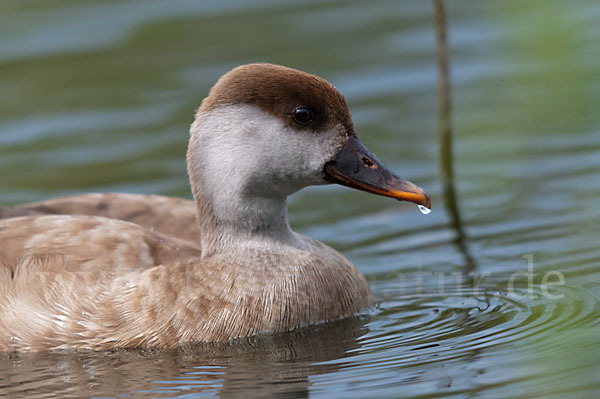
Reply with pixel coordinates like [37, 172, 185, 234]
[0, 63, 430, 351]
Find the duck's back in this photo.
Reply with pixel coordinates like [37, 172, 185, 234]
[0, 193, 199, 242]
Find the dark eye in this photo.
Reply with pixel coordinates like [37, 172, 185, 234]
[292, 107, 313, 125]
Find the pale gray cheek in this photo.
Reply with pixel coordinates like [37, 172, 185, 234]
[190, 104, 344, 191]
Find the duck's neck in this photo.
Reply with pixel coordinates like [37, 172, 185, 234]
[187, 110, 303, 255]
[193, 185, 298, 254]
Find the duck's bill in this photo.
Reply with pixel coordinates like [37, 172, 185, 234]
[324, 137, 431, 209]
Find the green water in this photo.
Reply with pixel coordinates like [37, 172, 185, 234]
[1, 1, 599, 398]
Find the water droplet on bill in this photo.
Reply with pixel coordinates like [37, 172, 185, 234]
[418, 205, 431, 215]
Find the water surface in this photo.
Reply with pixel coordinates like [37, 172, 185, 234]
[1, 1, 599, 398]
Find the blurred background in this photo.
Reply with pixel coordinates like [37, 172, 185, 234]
[1, 1, 599, 398]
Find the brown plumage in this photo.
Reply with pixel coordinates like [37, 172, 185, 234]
[0, 214, 368, 351]
[2, 193, 199, 242]
[0, 63, 430, 352]
[200, 63, 355, 134]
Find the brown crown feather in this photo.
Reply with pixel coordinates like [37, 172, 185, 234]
[199, 63, 355, 135]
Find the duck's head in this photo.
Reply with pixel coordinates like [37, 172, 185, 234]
[187, 63, 430, 236]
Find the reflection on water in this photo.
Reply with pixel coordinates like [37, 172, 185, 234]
[1, 0, 599, 398]
[433, 0, 477, 275]
[0, 317, 369, 398]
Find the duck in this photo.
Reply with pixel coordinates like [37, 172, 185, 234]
[0, 63, 430, 352]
